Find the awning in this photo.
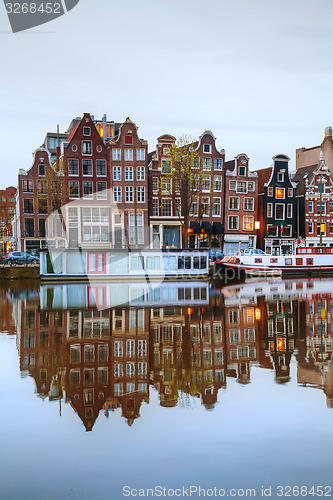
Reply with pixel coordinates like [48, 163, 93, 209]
[190, 221, 201, 234]
[201, 222, 213, 234]
[212, 222, 223, 234]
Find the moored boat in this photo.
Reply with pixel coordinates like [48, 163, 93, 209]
[214, 247, 333, 277]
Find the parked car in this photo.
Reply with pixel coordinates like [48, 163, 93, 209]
[5, 251, 40, 265]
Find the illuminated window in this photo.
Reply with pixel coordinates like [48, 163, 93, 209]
[276, 188, 285, 199]
[268, 187, 273, 196]
[243, 216, 254, 231]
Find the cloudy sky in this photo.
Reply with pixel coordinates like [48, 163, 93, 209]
[1, 0, 333, 188]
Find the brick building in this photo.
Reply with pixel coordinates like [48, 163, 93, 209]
[223, 154, 258, 254]
[256, 154, 297, 255]
[148, 131, 225, 248]
[0, 185, 16, 253]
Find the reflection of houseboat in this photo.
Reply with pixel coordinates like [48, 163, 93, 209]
[221, 277, 333, 304]
[215, 247, 333, 277]
[40, 281, 210, 310]
[40, 248, 209, 281]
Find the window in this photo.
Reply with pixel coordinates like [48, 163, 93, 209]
[317, 222, 325, 236]
[162, 199, 172, 216]
[70, 345, 81, 363]
[125, 166, 133, 181]
[268, 187, 273, 196]
[330, 202, 333, 214]
[113, 149, 121, 160]
[278, 171, 285, 182]
[287, 204, 292, 218]
[239, 166, 246, 176]
[161, 178, 171, 193]
[125, 186, 133, 202]
[275, 204, 285, 219]
[98, 344, 108, 362]
[213, 175, 222, 191]
[37, 180, 47, 194]
[137, 167, 145, 181]
[318, 182, 325, 194]
[192, 174, 199, 190]
[114, 364, 123, 377]
[175, 198, 181, 217]
[276, 188, 285, 198]
[152, 198, 159, 216]
[229, 180, 236, 191]
[202, 175, 211, 191]
[203, 144, 211, 153]
[24, 218, 34, 237]
[229, 197, 239, 210]
[214, 158, 222, 170]
[308, 221, 313, 233]
[125, 135, 133, 145]
[69, 181, 79, 198]
[161, 160, 171, 173]
[38, 164, 45, 176]
[190, 197, 198, 216]
[38, 199, 48, 214]
[267, 203, 273, 218]
[137, 186, 145, 203]
[248, 181, 255, 192]
[83, 209, 109, 242]
[23, 199, 34, 214]
[129, 213, 144, 245]
[243, 216, 254, 231]
[228, 216, 239, 230]
[124, 149, 133, 161]
[137, 149, 145, 160]
[22, 180, 33, 193]
[113, 186, 122, 203]
[152, 177, 158, 192]
[39, 219, 46, 237]
[330, 222, 333, 234]
[236, 181, 247, 193]
[192, 157, 199, 168]
[288, 188, 293, 197]
[203, 157, 212, 170]
[213, 198, 221, 216]
[201, 197, 210, 216]
[82, 159, 92, 176]
[83, 181, 93, 199]
[317, 201, 326, 215]
[113, 166, 121, 181]
[82, 141, 92, 155]
[69, 159, 78, 175]
[308, 201, 313, 213]
[96, 159, 106, 176]
[114, 341, 123, 357]
[83, 126, 91, 136]
[244, 198, 254, 211]
[97, 182, 107, 199]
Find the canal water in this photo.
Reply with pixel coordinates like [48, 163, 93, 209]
[0, 278, 332, 500]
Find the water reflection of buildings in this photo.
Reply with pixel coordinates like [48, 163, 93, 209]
[10, 278, 333, 430]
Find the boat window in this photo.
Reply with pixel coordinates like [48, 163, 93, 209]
[270, 258, 278, 263]
[254, 258, 262, 263]
[306, 258, 313, 265]
[285, 258, 292, 265]
[296, 258, 303, 266]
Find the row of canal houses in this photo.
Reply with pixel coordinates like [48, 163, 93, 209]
[13, 113, 333, 255]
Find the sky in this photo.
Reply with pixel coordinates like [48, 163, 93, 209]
[1, 0, 333, 188]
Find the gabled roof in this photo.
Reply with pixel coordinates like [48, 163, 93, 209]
[292, 164, 317, 196]
[66, 122, 80, 143]
[254, 167, 273, 194]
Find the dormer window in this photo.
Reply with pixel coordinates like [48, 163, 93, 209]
[83, 127, 91, 136]
[38, 164, 45, 176]
[239, 166, 246, 176]
[278, 171, 285, 182]
[203, 144, 211, 154]
[125, 135, 133, 145]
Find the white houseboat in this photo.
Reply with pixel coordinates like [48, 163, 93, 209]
[40, 248, 209, 282]
[214, 247, 333, 277]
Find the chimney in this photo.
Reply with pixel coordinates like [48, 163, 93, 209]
[103, 114, 107, 143]
[325, 126, 332, 139]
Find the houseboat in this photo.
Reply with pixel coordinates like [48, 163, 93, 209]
[214, 247, 333, 277]
[40, 248, 209, 282]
